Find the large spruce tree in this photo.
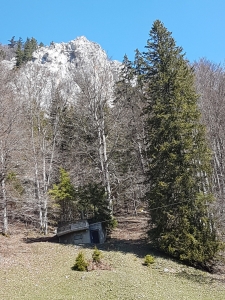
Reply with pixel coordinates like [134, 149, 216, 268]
[141, 20, 220, 267]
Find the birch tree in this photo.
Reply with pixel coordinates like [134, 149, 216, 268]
[0, 64, 23, 235]
[195, 59, 225, 232]
[16, 65, 63, 233]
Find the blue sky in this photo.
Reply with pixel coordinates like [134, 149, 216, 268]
[1, 0, 225, 64]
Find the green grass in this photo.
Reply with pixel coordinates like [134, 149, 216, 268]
[0, 239, 225, 300]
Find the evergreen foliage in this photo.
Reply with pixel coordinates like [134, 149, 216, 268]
[15, 38, 24, 68]
[144, 254, 155, 266]
[57, 105, 76, 154]
[49, 168, 75, 201]
[48, 168, 77, 222]
[23, 37, 38, 63]
[14, 36, 39, 67]
[8, 36, 17, 48]
[78, 182, 112, 228]
[138, 20, 221, 267]
[72, 252, 88, 271]
[92, 246, 103, 263]
[49, 169, 112, 227]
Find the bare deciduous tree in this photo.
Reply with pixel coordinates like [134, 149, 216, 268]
[112, 56, 148, 214]
[16, 64, 64, 234]
[0, 64, 23, 234]
[195, 59, 225, 233]
[70, 57, 115, 213]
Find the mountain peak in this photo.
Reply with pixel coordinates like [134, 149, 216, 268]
[31, 36, 113, 75]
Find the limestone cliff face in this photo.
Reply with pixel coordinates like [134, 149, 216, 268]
[1, 36, 121, 106]
[32, 36, 121, 80]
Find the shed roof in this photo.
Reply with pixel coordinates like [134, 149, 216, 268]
[57, 220, 89, 236]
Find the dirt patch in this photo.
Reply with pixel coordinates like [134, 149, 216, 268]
[87, 260, 112, 271]
[110, 215, 148, 241]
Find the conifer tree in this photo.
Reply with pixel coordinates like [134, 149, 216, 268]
[8, 36, 16, 48]
[23, 37, 38, 63]
[49, 168, 77, 223]
[141, 20, 221, 267]
[23, 38, 31, 63]
[15, 38, 24, 68]
[77, 182, 112, 226]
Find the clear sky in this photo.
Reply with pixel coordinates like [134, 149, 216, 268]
[1, 0, 225, 64]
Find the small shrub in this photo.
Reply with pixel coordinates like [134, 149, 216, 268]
[72, 252, 88, 271]
[92, 246, 103, 263]
[144, 254, 155, 266]
[110, 217, 118, 229]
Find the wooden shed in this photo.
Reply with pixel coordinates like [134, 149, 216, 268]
[56, 220, 106, 245]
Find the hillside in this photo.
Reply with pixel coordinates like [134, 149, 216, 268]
[0, 28, 225, 283]
[1, 217, 225, 300]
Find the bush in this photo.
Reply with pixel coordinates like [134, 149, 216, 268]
[72, 252, 88, 271]
[144, 254, 155, 266]
[92, 246, 103, 263]
[110, 217, 118, 229]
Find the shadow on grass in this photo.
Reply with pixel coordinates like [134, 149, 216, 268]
[22, 235, 59, 244]
[175, 269, 225, 284]
[81, 237, 176, 263]
[21, 233, 225, 279]
[22, 234, 159, 259]
[21, 233, 192, 268]
[91, 237, 151, 258]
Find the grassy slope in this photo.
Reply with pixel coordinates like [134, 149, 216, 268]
[0, 235, 225, 300]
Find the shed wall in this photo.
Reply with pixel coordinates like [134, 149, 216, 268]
[59, 229, 91, 244]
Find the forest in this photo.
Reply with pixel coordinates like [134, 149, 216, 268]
[0, 20, 225, 267]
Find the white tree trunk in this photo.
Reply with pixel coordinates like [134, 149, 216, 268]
[2, 178, 8, 235]
[0, 139, 8, 234]
[94, 104, 112, 212]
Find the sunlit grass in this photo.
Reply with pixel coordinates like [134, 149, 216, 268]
[0, 238, 225, 300]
